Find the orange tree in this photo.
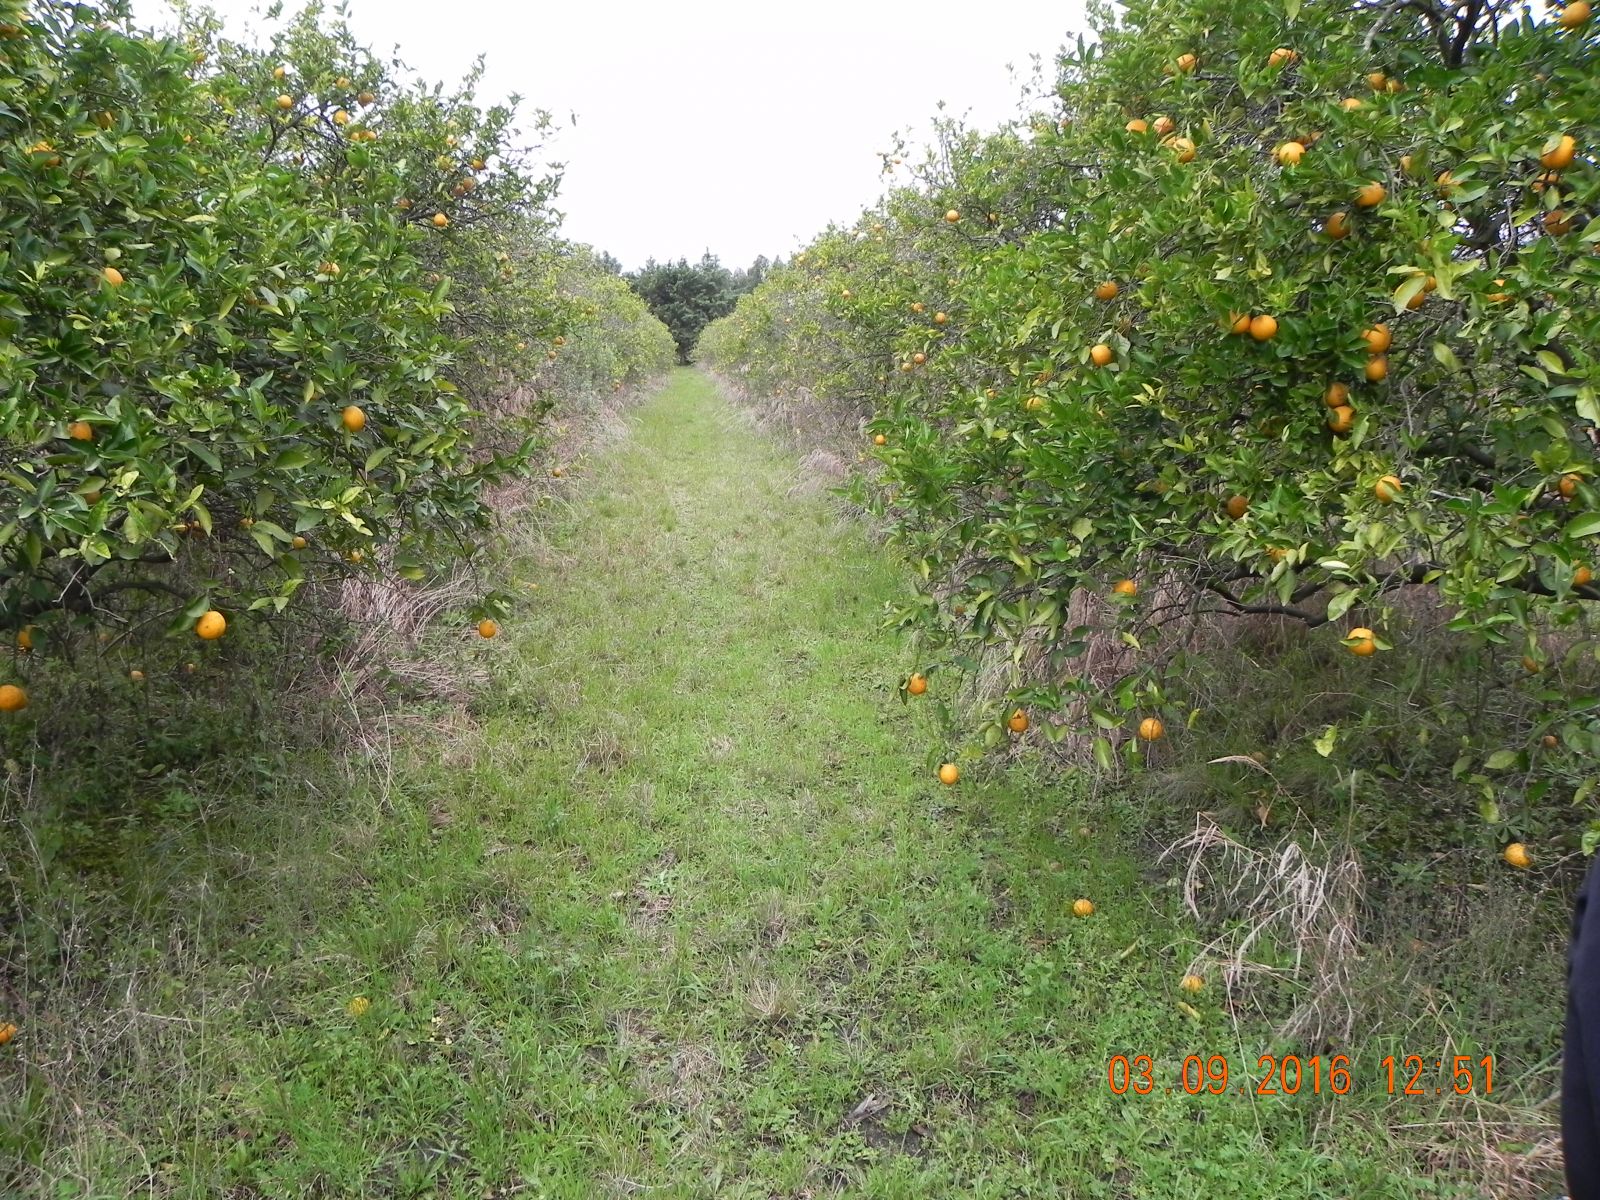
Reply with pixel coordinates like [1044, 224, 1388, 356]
[702, 0, 1599, 854]
[0, 1, 668, 662]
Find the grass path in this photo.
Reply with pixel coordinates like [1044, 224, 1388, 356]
[43, 369, 1433, 1197]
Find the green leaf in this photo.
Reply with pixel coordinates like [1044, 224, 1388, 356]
[1484, 749, 1519, 770]
[1313, 725, 1337, 758]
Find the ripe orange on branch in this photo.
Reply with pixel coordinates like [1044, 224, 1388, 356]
[1354, 182, 1387, 208]
[1345, 627, 1377, 655]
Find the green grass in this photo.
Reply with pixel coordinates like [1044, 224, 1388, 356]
[3, 369, 1465, 1197]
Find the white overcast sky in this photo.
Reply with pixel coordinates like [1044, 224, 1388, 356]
[130, 0, 1088, 271]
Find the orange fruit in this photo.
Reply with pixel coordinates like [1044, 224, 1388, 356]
[477, 619, 498, 639]
[1229, 312, 1252, 335]
[195, 610, 227, 640]
[432, 212, 450, 229]
[1225, 494, 1249, 520]
[1328, 405, 1356, 434]
[1346, 627, 1377, 655]
[1152, 116, 1176, 137]
[1072, 898, 1096, 917]
[1325, 211, 1351, 239]
[933, 312, 949, 325]
[1362, 324, 1392, 353]
[291, 535, 307, 549]
[341, 405, 366, 433]
[1324, 382, 1350, 408]
[1089, 343, 1113, 366]
[1024, 395, 1045, 411]
[1355, 182, 1387, 208]
[275, 94, 293, 110]
[1167, 136, 1196, 162]
[910, 302, 925, 313]
[1094, 280, 1119, 301]
[129, 669, 144, 682]
[1545, 210, 1575, 236]
[873, 433, 886, 446]
[938, 762, 960, 785]
[1007, 709, 1029, 734]
[102, 265, 124, 286]
[1249, 314, 1278, 341]
[1560, 473, 1581, 498]
[912, 352, 927, 366]
[907, 673, 928, 696]
[1576, 565, 1593, 587]
[1543, 734, 1560, 749]
[358, 91, 376, 105]
[1175, 52, 1198, 72]
[67, 420, 94, 442]
[1113, 579, 1138, 597]
[15, 628, 32, 652]
[1502, 842, 1531, 869]
[0, 1021, 16, 1045]
[1125, 119, 1150, 134]
[1524, 655, 1543, 674]
[1339, 97, 1364, 111]
[1364, 356, 1389, 382]
[1179, 974, 1205, 994]
[1367, 72, 1388, 90]
[1560, 0, 1591, 27]
[1268, 47, 1299, 67]
[332, 108, 349, 126]
[1374, 474, 1403, 503]
[1275, 141, 1306, 166]
[944, 210, 960, 223]
[1542, 135, 1578, 171]
[1137, 716, 1165, 741]
[0, 684, 27, 713]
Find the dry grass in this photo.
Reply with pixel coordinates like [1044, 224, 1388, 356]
[1161, 812, 1364, 1043]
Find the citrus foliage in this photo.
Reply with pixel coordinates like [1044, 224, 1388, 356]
[702, 0, 1599, 848]
[0, 1, 671, 648]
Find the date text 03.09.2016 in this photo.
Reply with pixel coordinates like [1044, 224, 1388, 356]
[1107, 1054, 1495, 1098]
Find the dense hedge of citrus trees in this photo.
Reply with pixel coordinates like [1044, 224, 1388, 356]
[0, 1, 671, 686]
[702, 0, 1598, 856]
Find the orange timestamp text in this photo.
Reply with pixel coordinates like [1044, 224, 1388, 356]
[1107, 1053, 1495, 1097]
